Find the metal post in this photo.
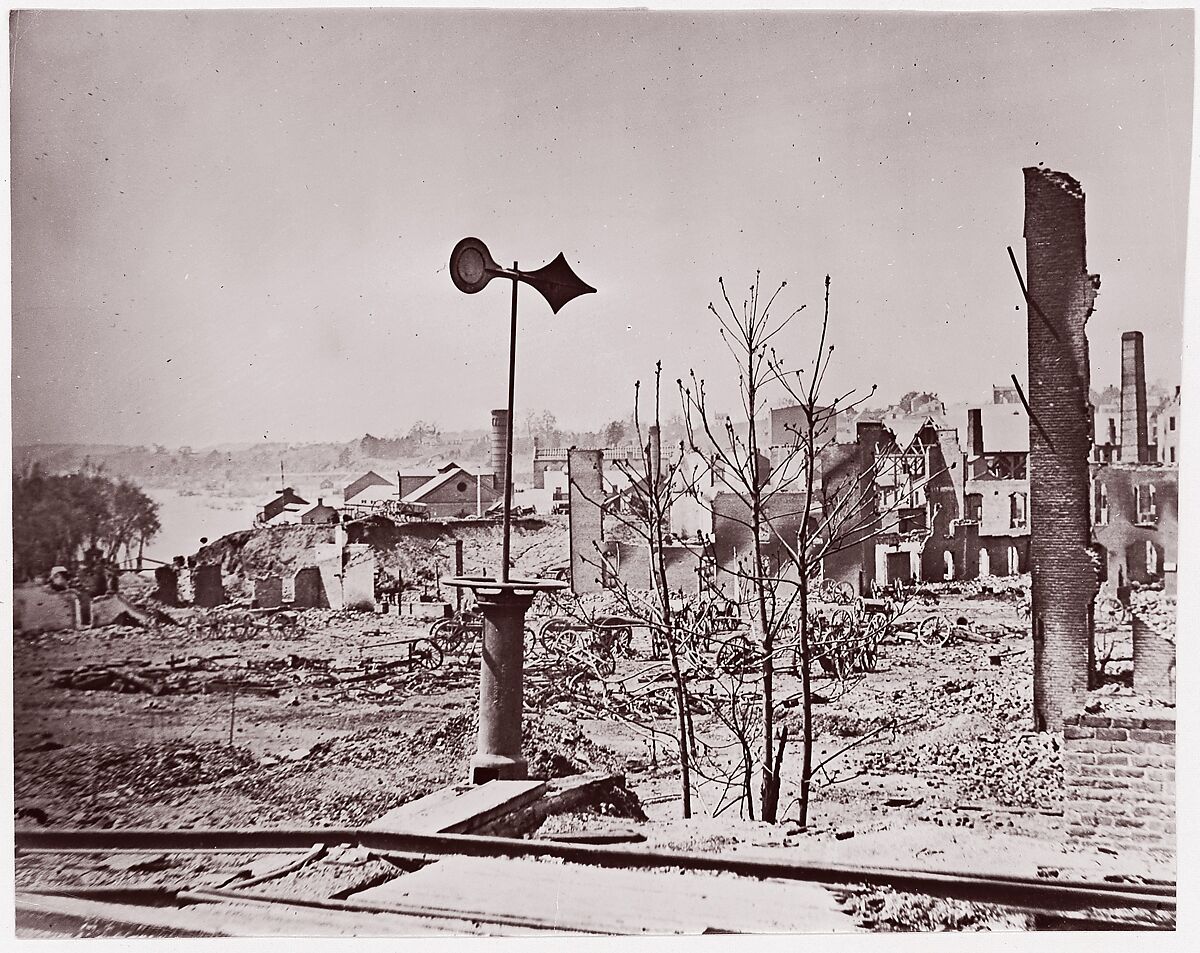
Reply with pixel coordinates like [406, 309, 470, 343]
[470, 586, 535, 783]
[445, 238, 588, 784]
[501, 261, 518, 583]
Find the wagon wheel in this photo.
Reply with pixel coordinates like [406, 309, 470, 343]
[859, 635, 879, 672]
[817, 579, 840, 604]
[411, 638, 443, 671]
[858, 620, 883, 671]
[716, 633, 757, 675]
[429, 618, 460, 654]
[809, 638, 838, 677]
[538, 618, 574, 659]
[1096, 596, 1130, 627]
[577, 628, 619, 677]
[452, 620, 477, 656]
[837, 608, 874, 674]
[522, 624, 539, 657]
[829, 606, 859, 635]
[614, 626, 635, 658]
[917, 614, 952, 648]
[679, 639, 713, 678]
[780, 640, 798, 677]
[814, 632, 847, 679]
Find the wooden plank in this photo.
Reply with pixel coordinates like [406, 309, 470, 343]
[353, 855, 857, 934]
[365, 780, 547, 835]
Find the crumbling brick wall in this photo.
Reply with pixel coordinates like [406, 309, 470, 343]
[606, 540, 704, 594]
[193, 565, 227, 608]
[568, 449, 605, 594]
[1090, 463, 1178, 591]
[13, 586, 83, 634]
[254, 576, 283, 609]
[1133, 615, 1176, 705]
[1062, 711, 1175, 849]
[1023, 167, 1100, 729]
[710, 491, 808, 599]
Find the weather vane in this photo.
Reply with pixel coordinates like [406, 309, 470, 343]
[446, 236, 595, 783]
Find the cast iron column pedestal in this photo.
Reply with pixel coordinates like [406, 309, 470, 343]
[446, 576, 566, 784]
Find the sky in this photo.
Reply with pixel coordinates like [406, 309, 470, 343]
[9, 5, 1195, 448]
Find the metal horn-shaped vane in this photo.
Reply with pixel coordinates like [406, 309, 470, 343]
[449, 237, 595, 313]
[518, 252, 596, 314]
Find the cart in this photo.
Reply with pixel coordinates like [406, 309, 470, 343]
[356, 632, 444, 674]
[786, 598, 891, 679]
[429, 609, 536, 658]
[535, 615, 638, 677]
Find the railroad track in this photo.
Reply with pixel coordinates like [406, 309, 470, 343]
[15, 825, 1175, 934]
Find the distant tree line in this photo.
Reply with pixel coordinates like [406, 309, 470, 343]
[11, 464, 161, 582]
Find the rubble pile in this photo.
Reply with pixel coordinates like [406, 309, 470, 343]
[512, 523, 570, 577]
[855, 650, 1065, 807]
[218, 709, 627, 827]
[523, 715, 628, 780]
[16, 741, 260, 811]
[1129, 590, 1176, 640]
[43, 643, 477, 701]
[864, 731, 1063, 807]
[841, 887, 1029, 932]
[962, 576, 1029, 601]
[46, 656, 274, 696]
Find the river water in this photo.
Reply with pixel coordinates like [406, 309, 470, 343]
[141, 488, 261, 565]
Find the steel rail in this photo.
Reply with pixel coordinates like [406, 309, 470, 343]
[15, 825, 1174, 914]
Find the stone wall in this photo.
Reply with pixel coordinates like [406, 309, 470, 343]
[1062, 710, 1175, 849]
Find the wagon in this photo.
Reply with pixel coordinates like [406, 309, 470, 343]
[785, 598, 893, 679]
[356, 632, 444, 673]
[430, 609, 537, 658]
[535, 615, 638, 677]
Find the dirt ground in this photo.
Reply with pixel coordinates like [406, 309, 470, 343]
[13, 571, 1175, 923]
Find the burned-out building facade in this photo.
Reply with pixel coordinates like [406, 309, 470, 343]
[1089, 330, 1179, 595]
[565, 399, 1035, 598]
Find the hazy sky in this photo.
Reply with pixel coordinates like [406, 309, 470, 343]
[10, 6, 1194, 448]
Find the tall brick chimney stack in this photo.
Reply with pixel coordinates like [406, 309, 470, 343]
[490, 409, 509, 493]
[647, 425, 662, 487]
[1023, 166, 1100, 731]
[967, 408, 985, 457]
[1119, 331, 1150, 463]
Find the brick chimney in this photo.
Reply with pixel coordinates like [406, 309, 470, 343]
[1119, 331, 1149, 463]
[1023, 166, 1100, 730]
[646, 425, 662, 487]
[967, 408, 985, 457]
[490, 408, 509, 492]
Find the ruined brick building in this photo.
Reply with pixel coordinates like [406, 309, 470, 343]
[1089, 331, 1179, 596]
